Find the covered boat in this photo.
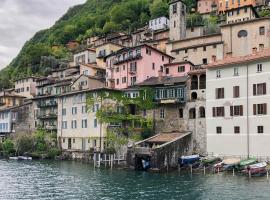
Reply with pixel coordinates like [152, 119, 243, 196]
[237, 158, 257, 170]
[201, 156, 221, 166]
[221, 158, 241, 171]
[243, 162, 267, 176]
[179, 155, 200, 166]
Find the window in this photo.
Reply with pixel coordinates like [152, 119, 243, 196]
[122, 77, 127, 83]
[73, 138, 75, 143]
[253, 104, 267, 115]
[212, 107, 225, 117]
[162, 56, 164, 61]
[130, 62, 137, 72]
[215, 88, 224, 99]
[178, 66, 185, 72]
[259, 44, 264, 51]
[131, 77, 136, 85]
[238, 30, 248, 38]
[213, 45, 216, 49]
[116, 79, 119, 85]
[160, 109, 165, 119]
[259, 26, 265, 34]
[234, 67, 239, 76]
[257, 64, 262, 72]
[146, 48, 151, 55]
[234, 126, 240, 134]
[116, 67, 119, 72]
[152, 63, 155, 70]
[199, 107, 205, 118]
[94, 119, 98, 128]
[230, 105, 243, 116]
[233, 86, 240, 98]
[166, 68, 169, 74]
[216, 69, 221, 78]
[82, 119, 87, 128]
[82, 105, 87, 114]
[202, 58, 207, 65]
[203, 46, 207, 51]
[244, 7, 247, 13]
[216, 127, 222, 134]
[184, 49, 188, 53]
[71, 120, 77, 129]
[62, 108, 66, 116]
[179, 108, 183, 118]
[258, 126, 264, 134]
[189, 108, 196, 119]
[72, 107, 77, 115]
[193, 48, 197, 52]
[253, 83, 266, 96]
[173, 4, 177, 13]
[63, 138, 65, 143]
[62, 121, 67, 129]
[123, 65, 126, 70]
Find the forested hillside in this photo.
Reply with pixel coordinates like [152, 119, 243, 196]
[0, 0, 195, 89]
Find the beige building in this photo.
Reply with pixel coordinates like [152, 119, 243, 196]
[14, 76, 37, 98]
[57, 75, 107, 152]
[73, 48, 96, 65]
[226, 5, 258, 24]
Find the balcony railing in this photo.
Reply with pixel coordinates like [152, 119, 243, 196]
[113, 54, 142, 65]
[38, 101, 58, 107]
[37, 113, 57, 120]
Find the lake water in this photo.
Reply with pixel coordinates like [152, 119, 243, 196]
[0, 160, 270, 200]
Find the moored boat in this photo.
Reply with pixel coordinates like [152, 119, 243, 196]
[179, 155, 200, 167]
[243, 162, 267, 176]
[17, 156, 32, 160]
[201, 156, 221, 166]
[237, 158, 257, 170]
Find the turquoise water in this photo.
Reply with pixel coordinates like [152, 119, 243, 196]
[0, 160, 270, 200]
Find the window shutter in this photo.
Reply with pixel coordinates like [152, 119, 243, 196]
[212, 107, 216, 117]
[215, 88, 218, 99]
[230, 106, 233, 116]
[264, 103, 267, 115]
[240, 105, 243, 116]
[253, 84, 256, 96]
[263, 83, 266, 95]
[253, 104, 257, 115]
[222, 88, 224, 98]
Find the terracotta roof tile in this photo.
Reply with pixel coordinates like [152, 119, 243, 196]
[206, 49, 270, 69]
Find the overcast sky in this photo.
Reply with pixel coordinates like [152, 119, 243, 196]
[0, 0, 86, 70]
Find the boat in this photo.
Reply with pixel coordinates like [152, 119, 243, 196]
[179, 155, 200, 167]
[142, 159, 150, 170]
[243, 162, 267, 176]
[201, 156, 221, 166]
[9, 157, 19, 160]
[17, 156, 32, 160]
[237, 158, 257, 170]
[216, 158, 241, 171]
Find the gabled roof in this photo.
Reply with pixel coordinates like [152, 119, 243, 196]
[137, 76, 187, 86]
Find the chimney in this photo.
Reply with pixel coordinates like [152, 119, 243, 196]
[252, 47, 257, 54]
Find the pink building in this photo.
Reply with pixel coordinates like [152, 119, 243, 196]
[197, 0, 218, 14]
[162, 61, 194, 77]
[105, 44, 174, 89]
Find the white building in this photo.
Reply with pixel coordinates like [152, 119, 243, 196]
[206, 49, 270, 157]
[0, 108, 12, 141]
[73, 48, 96, 65]
[149, 17, 169, 31]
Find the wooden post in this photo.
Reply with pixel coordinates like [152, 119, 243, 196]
[118, 154, 120, 165]
[249, 170, 251, 179]
[178, 164, 180, 174]
[267, 170, 269, 180]
[217, 166, 220, 174]
[233, 168, 235, 176]
[98, 153, 101, 167]
[190, 165, 193, 174]
[105, 154, 107, 167]
[204, 166, 206, 175]
[111, 155, 113, 169]
[94, 153, 96, 168]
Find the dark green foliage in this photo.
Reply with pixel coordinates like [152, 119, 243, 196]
[15, 134, 34, 155]
[47, 148, 61, 159]
[2, 139, 15, 156]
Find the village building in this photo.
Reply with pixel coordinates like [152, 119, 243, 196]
[105, 44, 174, 89]
[218, 0, 257, 13]
[57, 74, 107, 152]
[206, 49, 270, 157]
[73, 48, 96, 65]
[14, 76, 38, 98]
[149, 17, 170, 31]
[197, 0, 218, 14]
[226, 5, 259, 24]
[0, 89, 25, 109]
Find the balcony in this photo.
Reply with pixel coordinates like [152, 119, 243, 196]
[37, 113, 57, 120]
[155, 87, 186, 104]
[113, 54, 142, 65]
[38, 101, 58, 108]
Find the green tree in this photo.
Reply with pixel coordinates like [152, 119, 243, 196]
[150, 0, 169, 18]
[2, 139, 15, 156]
[14, 134, 34, 155]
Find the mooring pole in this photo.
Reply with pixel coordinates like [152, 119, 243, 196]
[267, 170, 269, 180]
[190, 165, 193, 174]
[249, 170, 251, 179]
[233, 168, 235, 176]
[204, 166, 206, 175]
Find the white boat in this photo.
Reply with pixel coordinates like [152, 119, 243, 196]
[223, 158, 240, 165]
[248, 162, 267, 169]
[18, 156, 32, 160]
[9, 157, 19, 160]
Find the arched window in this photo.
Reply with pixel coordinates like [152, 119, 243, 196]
[199, 74, 206, 89]
[191, 75, 198, 90]
[189, 108, 196, 119]
[199, 107, 205, 118]
[238, 30, 248, 38]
